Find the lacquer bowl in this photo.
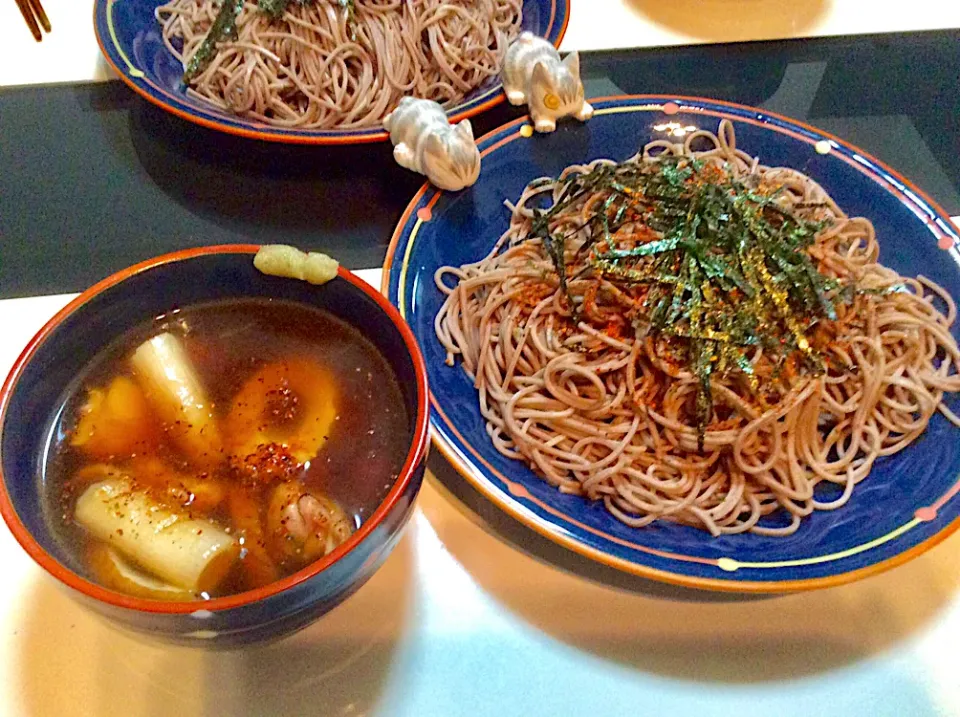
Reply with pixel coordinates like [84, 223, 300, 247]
[0, 245, 429, 646]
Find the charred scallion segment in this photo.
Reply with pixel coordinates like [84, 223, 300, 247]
[183, 0, 245, 82]
[526, 156, 848, 445]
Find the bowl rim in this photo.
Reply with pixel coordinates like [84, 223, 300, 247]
[0, 244, 431, 614]
[381, 93, 960, 594]
[92, 0, 571, 145]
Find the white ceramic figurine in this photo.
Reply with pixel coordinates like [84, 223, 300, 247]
[502, 31, 593, 133]
[383, 97, 481, 192]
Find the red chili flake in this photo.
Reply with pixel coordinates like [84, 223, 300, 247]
[230, 442, 302, 485]
[263, 385, 300, 427]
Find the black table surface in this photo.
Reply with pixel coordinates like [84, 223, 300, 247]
[1, 29, 958, 299]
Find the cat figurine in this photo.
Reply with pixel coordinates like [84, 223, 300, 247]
[501, 31, 593, 133]
[383, 97, 481, 192]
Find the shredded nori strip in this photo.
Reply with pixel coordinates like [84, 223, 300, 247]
[183, 0, 245, 82]
[183, 0, 357, 83]
[525, 155, 852, 445]
[257, 0, 292, 19]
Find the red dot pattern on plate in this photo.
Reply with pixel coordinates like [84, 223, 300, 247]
[508, 482, 532, 500]
[663, 102, 680, 115]
[417, 207, 432, 222]
[938, 236, 953, 250]
[914, 507, 938, 522]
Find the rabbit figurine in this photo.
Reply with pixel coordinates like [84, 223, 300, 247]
[383, 97, 481, 192]
[502, 31, 593, 133]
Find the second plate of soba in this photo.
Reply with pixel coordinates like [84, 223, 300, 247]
[94, 0, 569, 143]
[384, 95, 960, 592]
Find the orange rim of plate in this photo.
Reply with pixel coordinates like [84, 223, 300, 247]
[381, 93, 960, 593]
[0, 245, 431, 613]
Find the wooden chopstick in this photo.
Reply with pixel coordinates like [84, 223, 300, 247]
[14, 0, 50, 41]
[28, 0, 51, 32]
[14, 0, 41, 41]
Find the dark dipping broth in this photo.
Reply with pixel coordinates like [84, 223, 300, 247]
[42, 298, 411, 601]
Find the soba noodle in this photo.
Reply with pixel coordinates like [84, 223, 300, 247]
[434, 121, 960, 536]
[156, 0, 523, 129]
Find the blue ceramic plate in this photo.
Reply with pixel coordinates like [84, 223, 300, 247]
[93, 0, 569, 144]
[384, 95, 960, 592]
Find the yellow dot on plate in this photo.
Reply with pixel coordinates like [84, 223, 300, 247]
[815, 140, 831, 155]
[520, 124, 534, 138]
[717, 557, 740, 572]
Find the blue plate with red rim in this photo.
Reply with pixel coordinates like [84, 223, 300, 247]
[93, 0, 569, 144]
[383, 95, 960, 592]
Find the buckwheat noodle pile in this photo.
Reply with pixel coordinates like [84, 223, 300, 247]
[156, 0, 523, 129]
[434, 121, 960, 536]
